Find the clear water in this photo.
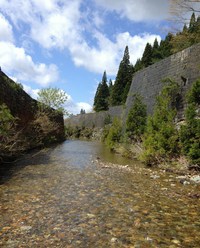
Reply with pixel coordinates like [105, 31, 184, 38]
[0, 140, 199, 247]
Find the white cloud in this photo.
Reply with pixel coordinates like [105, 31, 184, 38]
[22, 84, 40, 99]
[0, 41, 59, 86]
[0, 0, 163, 77]
[94, 0, 169, 21]
[0, 13, 14, 42]
[65, 97, 93, 115]
[69, 31, 161, 75]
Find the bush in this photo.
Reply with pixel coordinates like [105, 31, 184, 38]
[141, 79, 180, 165]
[179, 79, 200, 165]
[125, 94, 147, 142]
[105, 117, 122, 150]
[0, 104, 15, 138]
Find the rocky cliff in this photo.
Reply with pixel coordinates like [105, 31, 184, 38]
[0, 71, 65, 162]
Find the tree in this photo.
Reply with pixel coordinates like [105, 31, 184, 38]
[152, 38, 163, 63]
[125, 94, 147, 142]
[142, 79, 180, 165]
[170, 12, 200, 53]
[37, 87, 68, 115]
[134, 58, 143, 72]
[105, 117, 122, 150]
[159, 33, 173, 57]
[179, 79, 200, 165]
[141, 43, 153, 67]
[93, 71, 110, 112]
[110, 46, 133, 105]
[80, 109, 86, 114]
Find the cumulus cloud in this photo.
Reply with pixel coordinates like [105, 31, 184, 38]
[94, 0, 169, 21]
[0, 41, 59, 86]
[0, 0, 163, 76]
[22, 84, 40, 99]
[0, 14, 14, 42]
[65, 97, 93, 115]
[69, 31, 161, 75]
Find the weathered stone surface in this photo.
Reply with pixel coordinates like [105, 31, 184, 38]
[65, 106, 123, 128]
[125, 43, 200, 119]
[66, 43, 200, 128]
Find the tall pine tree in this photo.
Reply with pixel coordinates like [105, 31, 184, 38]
[93, 71, 110, 112]
[110, 46, 133, 106]
[141, 43, 153, 67]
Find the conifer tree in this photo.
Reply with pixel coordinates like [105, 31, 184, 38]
[152, 38, 163, 63]
[134, 59, 143, 72]
[189, 12, 196, 32]
[93, 71, 110, 112]
[141, 43, 153, 67]
[110, 46, 133, 105]
[125, 94, 147, 141]
[159, 33, 173, 58]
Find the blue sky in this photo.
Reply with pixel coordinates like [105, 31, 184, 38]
[0, 0, 170, 114]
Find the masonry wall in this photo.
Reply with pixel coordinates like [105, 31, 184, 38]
[125, 43, 200, 119]
[65, 106, 123, 128]
[65, 43, 200, 128]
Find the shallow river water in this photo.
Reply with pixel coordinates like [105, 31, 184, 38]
[0, 140, 200, 247]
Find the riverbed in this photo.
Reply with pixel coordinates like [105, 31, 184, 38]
[0, 140, 199, 247]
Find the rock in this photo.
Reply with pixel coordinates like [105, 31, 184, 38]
[150, 175, 160, 179]
[86, 213, 95, 218]
[190, 175, 200, 184]
[111, 237, 118, 243]
[20, 226, 32, 231]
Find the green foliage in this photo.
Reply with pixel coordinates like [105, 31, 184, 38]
[104, 114, 112, 125]
[187, 79, 200, 104]
[141, 43, 153, 67]
[105, 117, 122, 150]
[134, 59, 143, 72]
[179, 79, 200, 164]
[3, 76, 23, 91]
[170, 13, 200, 53]
[37, 87, 68, 115]
[125, 94, 147, 142]
[93, 71, 110, 112]
[142, 80, 180, 165]
[0, 104, 16, 137]
[110, 46, 133, 105]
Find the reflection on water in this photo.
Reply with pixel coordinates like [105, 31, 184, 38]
[0, 140, 199, 247]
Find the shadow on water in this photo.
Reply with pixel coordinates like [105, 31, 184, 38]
[0, 146, 55, 185]
[0, 140, 140, 185]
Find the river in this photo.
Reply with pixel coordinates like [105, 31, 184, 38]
[0, 140, 199, 247]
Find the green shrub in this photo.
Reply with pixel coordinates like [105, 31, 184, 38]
[141, 79, 180, 165]
[105, 117, 122, 150]
[0, 104, 15, 137]
[179, 79, 200, 165]
[125, 94, 147, 142]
